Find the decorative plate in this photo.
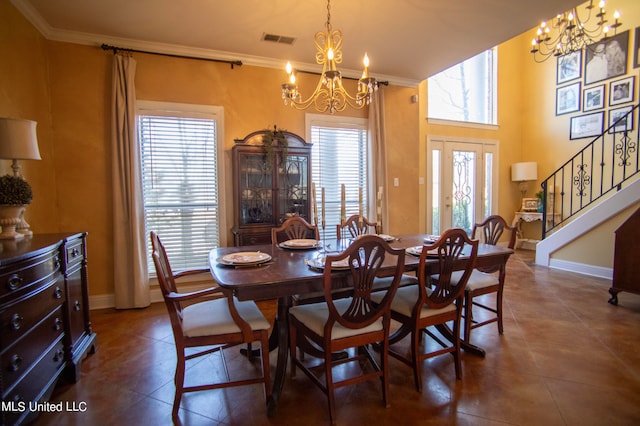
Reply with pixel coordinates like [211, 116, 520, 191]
[406, 246, 439, 258]
[219, 251, 271, 266]
[305, 257, 352, 270]
[376, 234, 396, 242]
[280, 239, 319, 249]
[424, 235, 440, 243]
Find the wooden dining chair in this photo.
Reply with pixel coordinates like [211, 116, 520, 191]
[271, 215, 319, 245]
[336, 214, 378, 240]
[372, 228, 478, 391]
[462, 215, 516, 342]
[288, 235, 405, 424]
[150, 232, 271, 419]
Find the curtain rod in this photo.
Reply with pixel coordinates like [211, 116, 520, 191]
[100, 44, 243, 69]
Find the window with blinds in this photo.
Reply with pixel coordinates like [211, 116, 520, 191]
[307, 115, 369, 241]
[137, 101, 224, 273]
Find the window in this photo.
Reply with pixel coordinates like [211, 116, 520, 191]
[428, 48, 497, 125]
[306, 114, 369, 241]
[137, 101, 225, 273]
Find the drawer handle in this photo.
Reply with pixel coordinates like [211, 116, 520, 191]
[71, 247, 81, 257]
[54, 286, 63, 299]
[8, 354, 22, 372]
[53, 348, 65, 362]
[7, 274, 23, 291]
[10, 313, 23, 331]
[74, 300, 81, 311]
[54, 317, 63, 331]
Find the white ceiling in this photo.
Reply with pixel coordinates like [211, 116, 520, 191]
[13, 0, 584, 86]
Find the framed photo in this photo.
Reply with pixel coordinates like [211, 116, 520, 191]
[521, 198, 539, 212]
[556, 82, 581, 115]
[570, 111, 604, 140]
[557, 50, 582, 84]
[634, 27, 640, 68]
[584, 30, 629, 85]
[608, 106, 634, 133]
[609, 76, 634, 106]
[583, 84, 605, 111]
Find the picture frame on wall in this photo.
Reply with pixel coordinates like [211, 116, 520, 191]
[634, 27, 640, 69]
[557, 50, 582, 84]
[583, 84, 605, 111]
[584, 30, 629, 84]
[556, 82, 581, 115]
[570, 111, 604, 140]
[608, 106, 634, 133]
[609, 76, 635, 106]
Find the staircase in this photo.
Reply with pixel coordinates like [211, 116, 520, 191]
[535, 103, 640, 276]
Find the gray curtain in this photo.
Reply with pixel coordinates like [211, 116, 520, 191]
[368, 86, 387, 232]
[111, 54, 150, 308]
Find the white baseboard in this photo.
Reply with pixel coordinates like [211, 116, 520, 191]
[548, 258, 613, 280]
[88, 282, 214, 310]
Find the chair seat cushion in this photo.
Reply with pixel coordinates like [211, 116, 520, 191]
[372, 274, 419, 291]
[371, 286, 456, 318]
[451, 270, 499, 291]
[289, 298, 383, 340]
[181, 297, 271, 338]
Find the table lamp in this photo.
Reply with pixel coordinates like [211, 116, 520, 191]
[511, 162, 537, 209]
[0, 118, 41, 236]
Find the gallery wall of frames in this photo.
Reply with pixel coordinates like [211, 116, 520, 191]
[554, 28, 640, 140]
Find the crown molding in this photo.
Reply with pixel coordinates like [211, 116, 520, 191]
[11, 0, 419, 87]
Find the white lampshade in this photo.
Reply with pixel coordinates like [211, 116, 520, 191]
[511, 162, 537, 182]
[0, 118, 41, 161]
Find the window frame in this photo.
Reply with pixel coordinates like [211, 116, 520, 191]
[136, 100, 226, 278]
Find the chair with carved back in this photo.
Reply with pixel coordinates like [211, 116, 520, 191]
[150, 231, 271, 419]
[372, 228, 478, 391]
[271, 215, 319, 246]
[288, 235, 405, 424]
[336, 214, 378, 240]
[462, 215, 516, 342]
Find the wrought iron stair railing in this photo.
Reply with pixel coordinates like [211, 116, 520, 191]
[541, 103, 639, 239]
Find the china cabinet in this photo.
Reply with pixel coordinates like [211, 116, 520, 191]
[232, 129, 312, 246]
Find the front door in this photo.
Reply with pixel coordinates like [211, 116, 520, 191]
[427, 137, 498, 235]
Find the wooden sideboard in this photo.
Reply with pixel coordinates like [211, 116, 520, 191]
[0, 233, 96, 425]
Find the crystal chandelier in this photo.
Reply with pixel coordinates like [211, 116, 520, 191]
[281, 0, 377, 114]
[530, 0, 622, 62]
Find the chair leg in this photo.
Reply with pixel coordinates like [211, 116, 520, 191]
[381, 337, 390, 408]
[260, 333, 272, 402]
[452, 318, 462, 380]
[411, 330, 422, 392]
[496, 289, 504, 334]
[173, 350, 186, 418]
[325, 347, 337, 425]
[289, 321, 297, 378]
[463, 290, 473, 343]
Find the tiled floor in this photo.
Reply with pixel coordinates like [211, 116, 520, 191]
[36, 250, 640, 425]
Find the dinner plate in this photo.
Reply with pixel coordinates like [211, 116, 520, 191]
[219, 251, 272, 265]
[424, 235, 440, 243]
[306, 257, 352, 270]
[376, 234, 396, 242]
[280, 239, 319, 249]
[406, 246, 439, 258]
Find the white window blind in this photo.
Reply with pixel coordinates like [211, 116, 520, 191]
[309, 117, 368, 241]
[137, 103, 223, 272]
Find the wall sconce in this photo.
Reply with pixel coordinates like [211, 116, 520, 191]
[0, 118, 41, 237]
[511, 162, 538, 210]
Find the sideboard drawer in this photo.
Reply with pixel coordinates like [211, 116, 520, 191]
[2, 335, 66, 426]
[0, 251, 60, 301]
[64, 238, 84, 268]
[0, 280, 65, 350]
[1, 306, 65, 394]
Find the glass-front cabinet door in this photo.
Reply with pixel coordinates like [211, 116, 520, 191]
[232, 129, 312, 246]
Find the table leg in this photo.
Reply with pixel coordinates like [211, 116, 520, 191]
[267, 295, 292, 417]
[434, 323, 486, 357]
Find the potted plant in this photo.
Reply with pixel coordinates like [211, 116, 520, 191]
[0, 174, 33, 239]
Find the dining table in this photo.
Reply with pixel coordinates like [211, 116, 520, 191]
[208, 233, 513, 416]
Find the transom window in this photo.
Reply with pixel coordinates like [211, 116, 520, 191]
[428, 48, 497, 125]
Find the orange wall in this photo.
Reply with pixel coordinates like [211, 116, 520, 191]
[0, 1, 418, 298]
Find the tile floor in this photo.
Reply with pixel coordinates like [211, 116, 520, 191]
[35, 250, 640, 425]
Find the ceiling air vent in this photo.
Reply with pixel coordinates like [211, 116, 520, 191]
[262, 33, 295, 45]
